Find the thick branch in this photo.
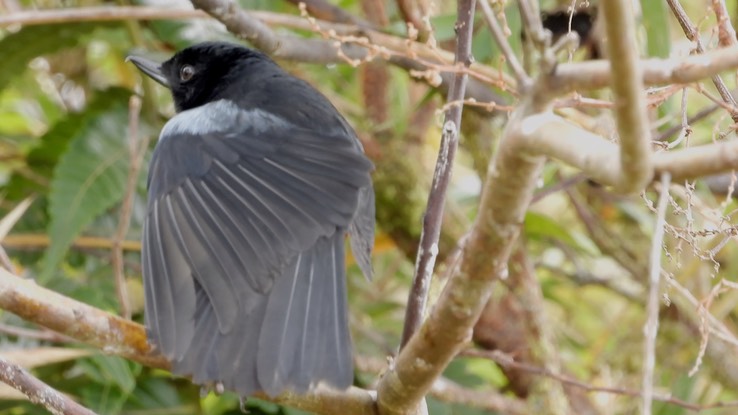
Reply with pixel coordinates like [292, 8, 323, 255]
[550, 45, 738, 92]
[0, 357, 96, 415]
[0, 269, 377, 415]
[520, 114, 738, 185]
[377, 97, 548, 414]
[601, 0, 652, 192]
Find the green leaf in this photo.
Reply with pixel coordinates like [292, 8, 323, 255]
[642, 0, 671, 58]
[525, 211, 594, 253]
[0, 23, 104, 92]
[4, 88, 132, 201]
[43, 94, 131, 278]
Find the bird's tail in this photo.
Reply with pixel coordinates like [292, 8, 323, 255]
[173, 232, 353, 397]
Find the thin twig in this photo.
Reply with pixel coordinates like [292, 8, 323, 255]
[710, 0, 737, 48]
[665, 0, 738, 122]
[0, 356, 97, 415]
[656, 104, 719, 142]
[111, 96, 144, 319]
[399, 0, 477, 350]
[0, 323, 73, 343]
[2, 234, 141, 251]
[642, 173, 670, 415]
[463, 349, 738, 413]
[479, 0, 529, 88]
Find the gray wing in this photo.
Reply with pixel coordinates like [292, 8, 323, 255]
[141, 103, 373, 396]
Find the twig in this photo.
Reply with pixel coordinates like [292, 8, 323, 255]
[642, 173, 670, 415]
[396, 0, 430, 41]
[285, 0, 372, 27]
[665, 0, 738, 122]
[0, 356, 97, 415]
[111, 96, 144, 319]
[479, 0, 529, 88]
[399, 0, 477, 350]
[656, 104, 718, 142]
[602, 0, 652, 192]
[0, 323, 73, 343]
[710, 0, 737, 48]
[463, 348, 738, 412]
[2, 234, 141, 251]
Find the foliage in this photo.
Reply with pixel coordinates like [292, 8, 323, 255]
[1, 0, 738, 414]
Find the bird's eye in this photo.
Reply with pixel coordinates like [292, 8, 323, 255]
[179, 65, 195, 82]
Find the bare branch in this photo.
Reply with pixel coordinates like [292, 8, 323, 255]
[642, 173, 670, 415]
[396, 0, 430, 41]
[601, 0, 652, 192]
[399, 0, 477, 350]
[550, 45, 738, 92]
[665, 0, 738, 121]
[479, 0, 529, 87]
[464, 349, 738, 413]
[378, 76, 548, 415]
[0, 356, 96, 415]
[711, 0, 738, 48]
[654, 139, 738, 182]
[0, 268, 380, 415]
[111, 96, 144, 319]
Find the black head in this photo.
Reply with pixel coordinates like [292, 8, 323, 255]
[128, 42, 277, 112]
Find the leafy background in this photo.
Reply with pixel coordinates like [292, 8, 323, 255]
[1, 0, 738, 414]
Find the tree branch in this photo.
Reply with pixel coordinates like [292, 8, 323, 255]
[400, 0, 476, 349]
[601, 0, 652, 192]
[0, 356, 96, 415]
[550, 45, 738, 92]
[641, 173, 670, 415]
[0, 268, 378, 415]
[665, 0, 738, 121]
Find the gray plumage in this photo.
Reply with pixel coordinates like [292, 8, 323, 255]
[133, 42, 374, 397]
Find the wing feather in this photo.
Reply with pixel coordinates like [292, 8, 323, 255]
[142, 101, 372, 396]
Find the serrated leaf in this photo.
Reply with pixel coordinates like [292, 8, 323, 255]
[43, 98, 131, 278]
[0, 23, 102, 92]
[4, 88, 132, 201]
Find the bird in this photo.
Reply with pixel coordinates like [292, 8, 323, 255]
[127, 41, 375, 398]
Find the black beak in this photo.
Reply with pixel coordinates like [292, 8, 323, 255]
[126, 55, 169, 88]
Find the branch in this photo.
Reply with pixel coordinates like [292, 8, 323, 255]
[601, 0, 652, 192]
[0, 357, 96, 415]
[519, 113, 738, 185]
[464, 349, 738, 413]
[0, 268, 379, 415]
[710, 0, 737, 48]
[112, 96, 144, 319]
[377, 70, 548, 415]
[479, 0, 529, 87]
[642, 173, 670, 415]
[550, 45, 738, 92]
[666, 0, 738, 121]
[400, 0, 476, 349]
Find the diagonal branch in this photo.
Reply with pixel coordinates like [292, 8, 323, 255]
[400, 0, 476, 350]
[0, 356, 96, 415]
[0, 268, 378, 415]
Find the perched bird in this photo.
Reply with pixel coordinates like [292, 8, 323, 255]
[127, 42, 375, 397]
